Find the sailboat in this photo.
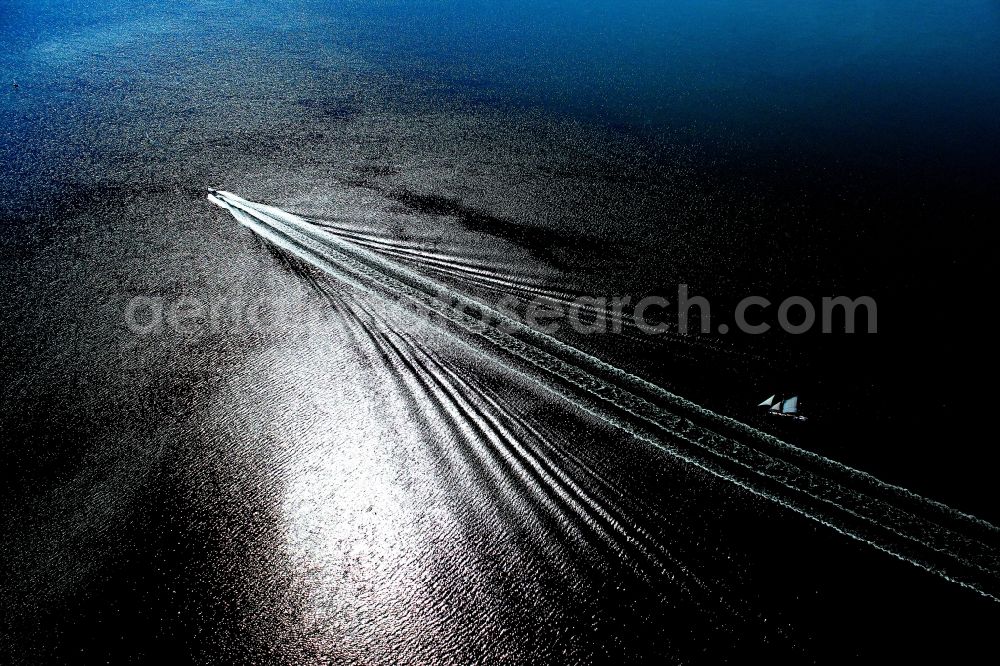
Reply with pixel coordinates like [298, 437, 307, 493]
[757, 394, 807, 421]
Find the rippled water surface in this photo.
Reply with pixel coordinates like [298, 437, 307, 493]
[2, 1, 999, 662]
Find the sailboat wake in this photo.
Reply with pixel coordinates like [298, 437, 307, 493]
[209, 189, 1000, 602]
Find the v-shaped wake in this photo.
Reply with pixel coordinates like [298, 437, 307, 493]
[209, 189, 1000, 602]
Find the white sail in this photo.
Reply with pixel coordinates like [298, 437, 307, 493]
[782, 396, 799, 414]
[758, 394, 777, 407]
[770, 401, 782, 411]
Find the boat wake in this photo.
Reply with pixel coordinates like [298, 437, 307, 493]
[209, 189, 1000, 602]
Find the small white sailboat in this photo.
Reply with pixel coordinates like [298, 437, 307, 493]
[757, 394, 807, 421]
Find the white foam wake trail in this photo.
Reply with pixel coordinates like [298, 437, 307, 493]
[209, 189, 1000, 601]
[308, 217, 772, 362]
[309, 219, 581, 300]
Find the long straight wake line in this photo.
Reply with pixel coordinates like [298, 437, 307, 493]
[341, 289, 748, 626]
[315, 220, 766, 360]
[209, 189, 1000, 601]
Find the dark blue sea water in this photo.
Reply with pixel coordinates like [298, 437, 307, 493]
[3, 1, 999, 662]
[340, 0, 1000, 165]
[5, 1, 999, 169]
